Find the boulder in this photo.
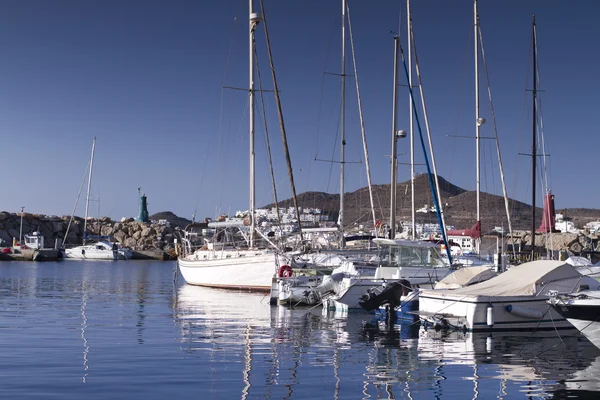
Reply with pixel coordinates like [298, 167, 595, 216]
[114, 231, 126, 244]
[100, 225, 113, 237]
[141, 227, 155, 238]
[52, 221, 66, 233]
[124, 237, 137, 248]
[0, 230, 11, 243]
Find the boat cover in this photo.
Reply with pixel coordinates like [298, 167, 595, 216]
[434, 266, 497, 289]
[428, 260, 600, 297]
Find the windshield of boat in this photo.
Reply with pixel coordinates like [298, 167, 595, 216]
[378, 243, 444, 268]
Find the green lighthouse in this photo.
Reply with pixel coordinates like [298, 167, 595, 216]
[136, 188, 149, 223]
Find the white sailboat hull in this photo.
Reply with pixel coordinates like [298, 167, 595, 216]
[178, 249, 280, 291]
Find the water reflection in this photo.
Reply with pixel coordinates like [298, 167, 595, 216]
[175, 285, 600, 399]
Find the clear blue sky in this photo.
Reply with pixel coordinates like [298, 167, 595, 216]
[2, 0, 597, 221]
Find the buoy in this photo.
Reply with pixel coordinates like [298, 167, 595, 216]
[278, 265, 293, 278]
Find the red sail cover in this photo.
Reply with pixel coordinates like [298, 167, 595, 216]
[447, 221, 481, 239]
[537, 192, 557, 233]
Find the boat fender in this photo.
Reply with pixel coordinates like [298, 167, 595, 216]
[504, 304, 543, 320]
[278, 265, 293, 278]
[486, 304, 494, 327]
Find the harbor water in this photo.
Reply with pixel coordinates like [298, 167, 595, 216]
[1, 260, 599, 399]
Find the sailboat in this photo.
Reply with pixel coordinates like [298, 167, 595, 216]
[63, 137, 132, 260]
[416, 16, 600, 333]
[275, 0, 386, 306]
[446, 0, 513, 265]
[178, 0, 292, 291]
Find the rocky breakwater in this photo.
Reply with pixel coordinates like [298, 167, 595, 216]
[0, 211, 179, 260]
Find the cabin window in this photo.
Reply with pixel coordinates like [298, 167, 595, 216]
[378, 244, 444, 268]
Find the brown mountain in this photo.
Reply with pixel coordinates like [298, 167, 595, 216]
[263, 174, 600, 232]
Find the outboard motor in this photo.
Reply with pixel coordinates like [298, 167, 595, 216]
[359, 279, 412, 312]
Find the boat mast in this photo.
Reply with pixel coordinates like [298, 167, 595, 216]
[390, 36, 400, 239]
[339, 0, 346, 248]
[345, 2, 377, 229]
[407, 0, 415, 240]
[83, 136, 96, 245]
[531, 15, 537, 260]
[249, 0, 261, 248]
[474, 0, 481, 253]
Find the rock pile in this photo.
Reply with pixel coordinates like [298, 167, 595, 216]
[0, 212, 178, 252]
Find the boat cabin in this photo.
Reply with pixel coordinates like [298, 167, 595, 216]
[373, 238, 445, 269]
[24, 232, 44, 250]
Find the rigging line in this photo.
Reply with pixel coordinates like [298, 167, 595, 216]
[535, 58, 551, 194]
[64, 155, 92, 245]
[478, 24, 514, 247]
[398, 40, 453, 265]
[449, 24, 475, 184]
[212, 0, 244, 219]
[323, 101, 343, 194]
[253, 39, 282, 228]
[346, 1, 376, 227]
[511, 26, 534, 223]
[310, 13, 339, 182]
[410, 20, 448, 237]
[260, 0, 304, 239]
[221, 0, 245, 85]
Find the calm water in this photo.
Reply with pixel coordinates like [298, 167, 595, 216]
[1, 261, 599, 399]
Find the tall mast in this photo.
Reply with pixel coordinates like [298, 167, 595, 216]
[390, 36, 400, 239]
[83, 136, 96, 245]
[531, 15, 537, 260]
[249, 0, 261, 248]
[407, 0, 415, 240]
[339, 0, 346, 248]
[474, 0, 481, 252]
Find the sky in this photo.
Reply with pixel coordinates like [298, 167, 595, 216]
[1, 0, 598, 221]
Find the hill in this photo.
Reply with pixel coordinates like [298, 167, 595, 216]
[263, 174, 600, 231]
[149, 211, 192, 229]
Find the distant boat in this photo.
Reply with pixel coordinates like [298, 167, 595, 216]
[62, 137, 132, 261]
[64, 240, 132, 260]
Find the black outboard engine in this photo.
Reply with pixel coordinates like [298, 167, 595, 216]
[359, 279, 412, 312]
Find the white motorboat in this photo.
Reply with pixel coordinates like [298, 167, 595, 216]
[63, 240, 132, 260]
[549, 289, 600, 349]
[418, 260, 600, 332]
[276, 249, 379, 306]
[316, 238, 452, 311]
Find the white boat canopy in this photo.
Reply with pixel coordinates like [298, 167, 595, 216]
[434, 260, 599, 297]
[434, 266, 497, 290]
